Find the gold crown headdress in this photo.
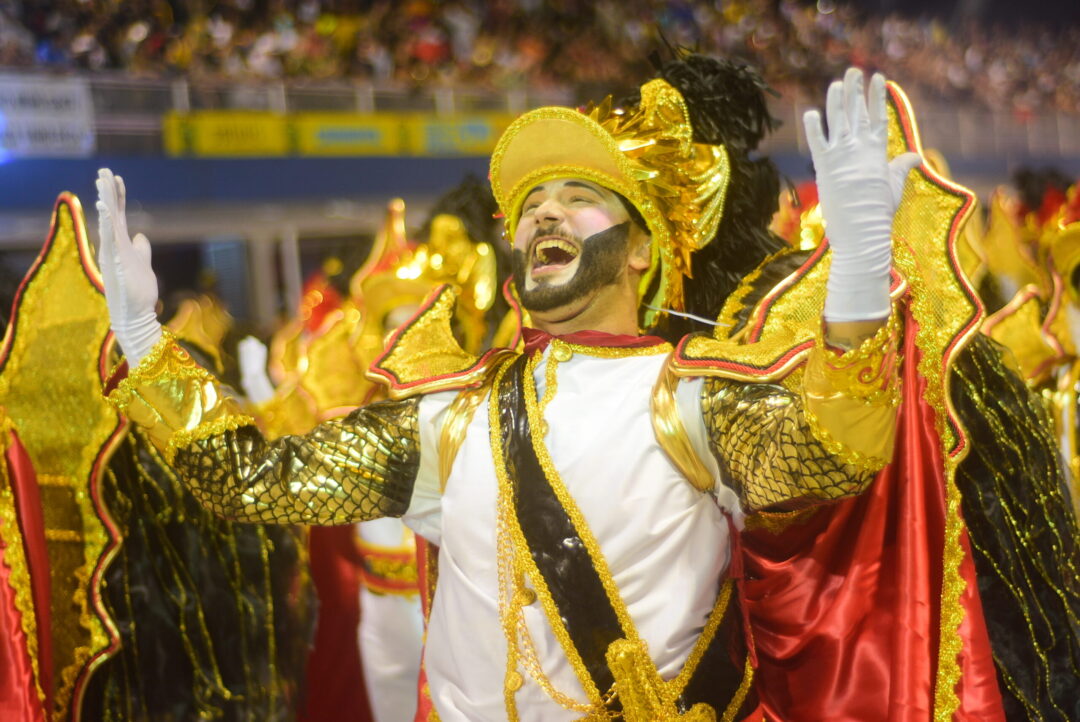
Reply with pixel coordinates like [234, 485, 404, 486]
[490, 78, 731, 328]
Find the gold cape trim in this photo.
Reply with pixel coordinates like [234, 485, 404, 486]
[884, 82, 983, 719]
[0, 193, 126, 721]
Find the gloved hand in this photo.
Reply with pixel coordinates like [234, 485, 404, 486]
[238, 336, 276, 404]
[96, 168, 162, 367]
[803, 68, 922, 322]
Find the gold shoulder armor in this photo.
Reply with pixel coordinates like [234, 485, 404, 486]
[672, 244, 905, 383]
[367, 284, 515, 399]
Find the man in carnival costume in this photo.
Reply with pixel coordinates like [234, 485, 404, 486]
[95, 54, 1079, 720]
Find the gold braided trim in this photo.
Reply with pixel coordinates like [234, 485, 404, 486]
[0, 419, 45, 708]
[108, 329, 255, 463]
[886, 82, 980, 719]
[165, 415, 255, 465]
[603, 579, 735, 721]
[357, 536, 420, 597]
[552, 338, 673, 360]
[742, 507, 819, 535]
[721, 657, 755, 722]
[490, 361, 602, 718]
[107, 329, 201, 415]
[651, 355, 714, 493]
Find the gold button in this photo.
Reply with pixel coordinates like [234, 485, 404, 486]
[540, 420, 550, 436]
[552, 344, 573, 362]
[507, 671, 524, 691]
[517, 588, 537, 606]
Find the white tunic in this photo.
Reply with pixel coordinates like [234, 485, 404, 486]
[403, 346, 739, 721]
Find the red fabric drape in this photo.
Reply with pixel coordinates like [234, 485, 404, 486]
[0, 428, 50, 721]
[301, 526, 374, 722]
[740, 312, 1004, 720]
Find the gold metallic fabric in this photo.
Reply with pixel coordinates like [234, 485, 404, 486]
[651, 356, 715, 493]
[701, 375, 878, 512]
[109, 329, 254, 463]
[165, 294, 232, 374]
[109, 332, 421, 525]
[803, 312, 903, 470]
[368, 284, 513, 399]
[0, 193, 124, 722]
[438, 374, 496, 492]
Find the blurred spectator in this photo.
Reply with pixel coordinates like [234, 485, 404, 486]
[0, 0, 1078, 116]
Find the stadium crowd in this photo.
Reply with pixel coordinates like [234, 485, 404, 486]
[1, 0, 1079, 117]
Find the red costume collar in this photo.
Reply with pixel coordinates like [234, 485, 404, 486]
[521, 327, 668, 354]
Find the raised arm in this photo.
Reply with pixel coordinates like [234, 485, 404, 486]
[703, 69, 913, 512]
[97, 169, 420, 524]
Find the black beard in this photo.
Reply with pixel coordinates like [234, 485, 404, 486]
[512, 222, 632, 314]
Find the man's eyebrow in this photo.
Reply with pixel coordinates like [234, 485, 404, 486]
[523, 184, 545, 198]
[564, 181, 602, 193]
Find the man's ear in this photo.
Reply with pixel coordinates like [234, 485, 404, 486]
[627, 227, 652, 273]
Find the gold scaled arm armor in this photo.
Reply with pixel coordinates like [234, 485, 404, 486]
[108, 330, 420, 524]
[702, 313, 901, 512]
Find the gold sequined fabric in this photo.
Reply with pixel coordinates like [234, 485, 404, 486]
[109, 334, 421, 525]
[169, 400, 420, 524]
[701, 376, 877, 512]
[0, 193, 124, 721]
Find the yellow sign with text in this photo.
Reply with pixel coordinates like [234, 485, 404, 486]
[403, 114, 516, 155]
[164, 111, 516, 157]
[293, 113, 403, 155]
[172, 111, 290, 156]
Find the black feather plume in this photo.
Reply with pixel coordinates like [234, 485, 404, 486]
[622, 52, 787, 339]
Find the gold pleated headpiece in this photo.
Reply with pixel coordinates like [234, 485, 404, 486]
[490, 79, 731, 327]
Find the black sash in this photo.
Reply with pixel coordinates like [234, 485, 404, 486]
[495, 355, 756, 715]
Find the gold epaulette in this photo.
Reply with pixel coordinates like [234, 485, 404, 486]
[671, 244, 906, 382]
[366, 284, 515, 400]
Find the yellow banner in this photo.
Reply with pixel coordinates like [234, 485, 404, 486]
[404, 114, 516, 155]
[163, 111, 517, 157]
[170, 111, 290, 156]
[294, 113, 404, 155]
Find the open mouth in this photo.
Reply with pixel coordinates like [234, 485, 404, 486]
[531, 237, 580, 272]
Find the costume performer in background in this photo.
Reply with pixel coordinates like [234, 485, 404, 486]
[0, 193, 313, 722]
[238, 179, 503, 722]
[96, 53, 1079, 721]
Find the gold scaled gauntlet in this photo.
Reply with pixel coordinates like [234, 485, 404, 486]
[109, 330, 420, 524]
[702, 313, 901, 512]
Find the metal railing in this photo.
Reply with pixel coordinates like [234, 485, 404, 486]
[29, 70, 1064, 159]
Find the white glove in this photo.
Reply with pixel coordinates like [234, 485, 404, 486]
[803, 68, 922, 322]
[238, 336, 275, 404]
[96, 168, 162, 367]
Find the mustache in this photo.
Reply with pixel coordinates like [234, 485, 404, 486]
[530, 225, 575, 244]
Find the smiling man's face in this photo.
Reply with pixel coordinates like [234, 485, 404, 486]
[511, 178, 647, 317]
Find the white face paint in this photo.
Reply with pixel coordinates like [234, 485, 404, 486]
[512, 178, 631, 294]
